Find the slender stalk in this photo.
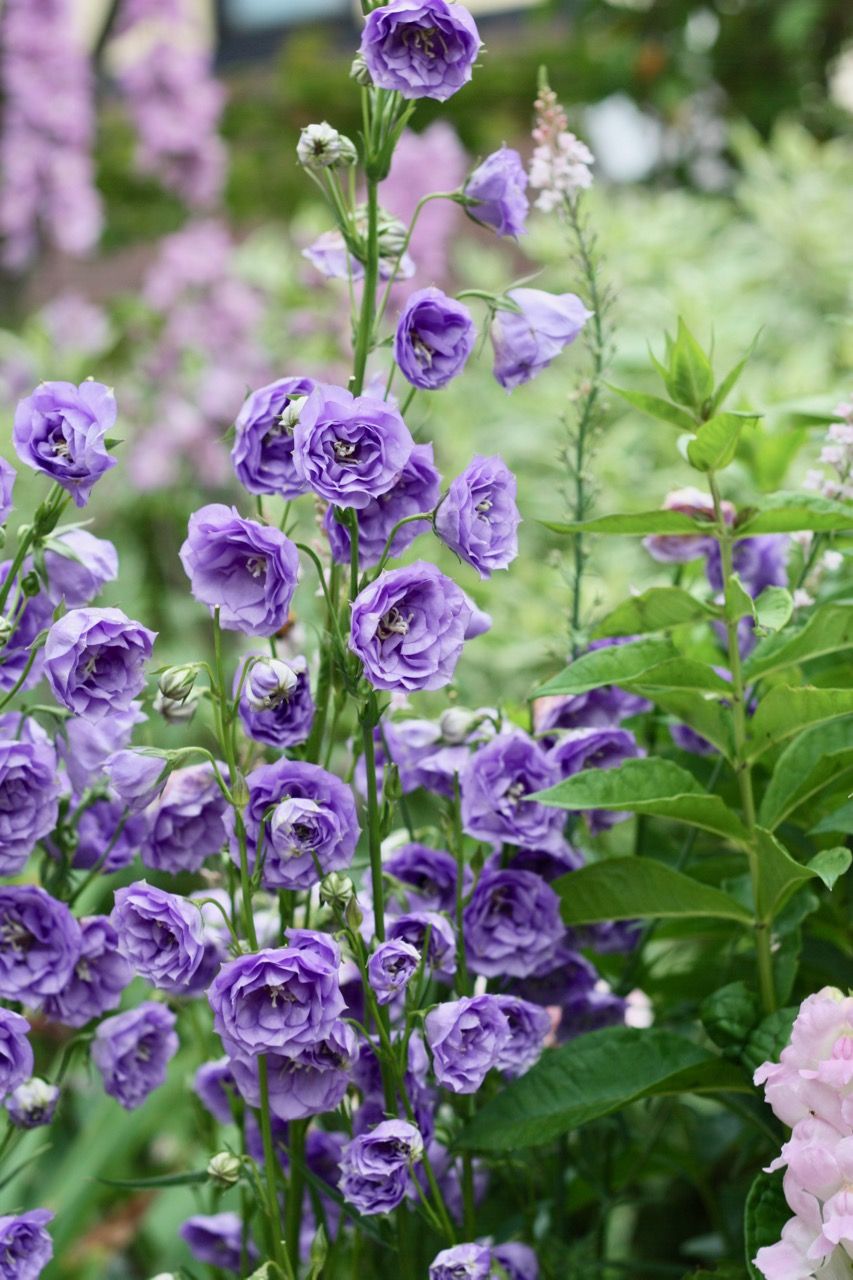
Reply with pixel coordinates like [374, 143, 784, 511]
[257, 1057, 291, 1278]
[352, 174, 379, 397]
[285, 1120, 307, 1276]
[0, 483, 66, 614]
[361, 697, 386, 942]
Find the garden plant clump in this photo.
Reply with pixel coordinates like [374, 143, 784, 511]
[0, 1, 852, 1277]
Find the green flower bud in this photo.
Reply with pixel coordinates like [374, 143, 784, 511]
[350, 53, 373, 87]
[699, 981, 760, 1051]
[153, 689, 199, 725]
[319, 871, 356, 915]
[207, 1152, 241, 1187]
[158, 664, 197, 703]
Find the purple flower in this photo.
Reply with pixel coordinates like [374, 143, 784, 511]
[41, 916, 132, 1028]
[460, 731, 565, 851]
[492, 996, 551, 1078]
[180, 1213, 255, 1272]
[429, 1243, 492, 1280]
[360, 0, 481, 102]
[642, 487, 722, 564]
[39, 529, 118, 607]
[55, 796, 146, 874]
[0, 566, 53, 694]
[235, 654, 314, 749]
[303, 227, 415, 283]
[385, 842, 470, 913]
[111, 882, 205, 992]
[425, 994, 510, 1094]
[463, 868, 564, 979]
[92, 1002, 179, 1109]
[0, 1008, 33, 1096]
[180, 504, 301, 637]
[103, 749, 167, 813]
[208, 938, 344, 1059]
[0, 886, 81, 1005]
[140, 764, 228, 874]
[292, 384, 413, 510]
[492, 1242, 540, 1280]
[231, 375, 316, 498]
[340, 1119, 424, 1215]
[0, 1210, 54, 1280]
[436, 454, 521, 577]
[464, 147, 529, 237]
[549, 726, 643, 834]
[193, 1057, 236, 1124]
[394, 288, 475, 391]
[670, 721, 717, 756]
[5, 1078, 59, 1129]
[0, 720, 61, 875]
[387, 911, 457, 982]
[0, 458, 16, 523]
[233, 758, 360, 892]
[558, 983, 626, 1042]
[230, 1020, 357, 1122]
[58, 702, 146, 795]
[532, 638, 651, 735]
[509, 838, 584, 882]
[706, 534, 789, 598]
[325, 442, 441, 571]
[368, 939, 421, 1005]
[13, 380, 117, 507]
[43, 607, 156, 721]
[491, 288, 590, 391]
[350, 561, 472, 692]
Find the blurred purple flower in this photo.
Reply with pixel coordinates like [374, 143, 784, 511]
[180, 1213, 254, 1273]
[0, 885, 81, 1005]
[140, 763, 228, 874]
[492, 289, 590, 391]
[464, 147, 529, 237]
[92, 1001, 179, 1109]
[41, 915, 132, 1028]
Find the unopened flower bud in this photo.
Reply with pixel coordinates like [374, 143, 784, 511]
[350, 53, 373, 87]
[319, 871, 356, 915]
[376, 210, 409, 259]
[5, 1078, 60, 1129]
[277, 396, 307, 435]
[207, 1151, 241, 1187]
[158, 664, 197, 703]
[297, 122, 357, 172]
[245, 657, 299, 712]
[153, 689, 199, 725]
[20, 570, 40, 598]
[439, 706, 480, 744]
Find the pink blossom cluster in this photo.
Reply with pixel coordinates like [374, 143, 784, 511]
[0, 0, 102, 269]
[529, 83, 594, 214]
[803, 400, 853, 503]
[753, 987, 853, 1279]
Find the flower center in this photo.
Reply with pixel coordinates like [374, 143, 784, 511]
[378, 607, 412, 640]
[332, 439, 359, 464]
[246, 555, 267, 579]
[0, 916, 30, 952]
[475, 497, 493, 517]
[412, 333, 433, 366]
[506, 780, 527, 805]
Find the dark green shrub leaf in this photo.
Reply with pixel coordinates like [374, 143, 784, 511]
[741, 1008, 797, 1075]
[554, 859, 753, 925]
[700, 981, 760, 1050]
[745, 1169, 789, 1280]
[759, 719, 853, 830]
[753, 827, 816, 920]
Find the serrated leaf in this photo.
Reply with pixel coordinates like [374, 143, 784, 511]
[534, 638, 675, 697]
[543, 510, 710, 537]
[687, 412, 754, 472]
[759, 719, 853, 830]
[754, 827, 815, 920]
[746, 687, 853, 759]
[737, 492, 853, 534]
[554, 859, 753, 925]
[744, 601, 853, 679]
[535, 757, 750, 845]
[456, 1027, 749, 1151]
[593, 587, 717, 638]
[808, 846, 852, 890]
[608, 384, 698, 431]
[753, 586, 793, 634]
[745, 1169, 789, 1279]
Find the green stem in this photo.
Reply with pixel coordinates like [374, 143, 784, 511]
[0, 484, 66, 614]
[361, 697, 386, 942]
[285, 1119, 307, 1276]
[352, 174, 380, 396]
[257, 1057, 292, 1278]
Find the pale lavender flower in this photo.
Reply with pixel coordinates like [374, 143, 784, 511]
[13, 380, 116, 506]
[491, 289, 590, 391]
[436, 454, 521, 577]
[92, 1002, 178, 1109]
[360, 0, 481, 103]
[44, 607, 156, 721]
[464, 147, 529, 237]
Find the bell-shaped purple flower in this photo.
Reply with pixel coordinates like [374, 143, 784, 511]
[41, 915, 132, 1028]
[394, 288, 475, 390]
[0, 1210, 54, 1279]
[491, 288, 590, 391]
[384, 842, 470, 913]
[493, 1242, 540, 1280]
[460, 730, 565, 851]
[436, 453, 521, 577]
[367, 939, 421, 1006]
[464, 147, 529, 237]
[0, 1008, 33, 1096]
[425, 994, 511, 1094]
[0, 718, 61, 875]
[193, 1057, 236, 1125]
[111, 882, 205, 992]
[340, 1120, 423, 1215]
[229, 1020, 357, 1122]
[13, 379, 117, 506]
[360, 0, 481, 103]
[463, 868, 565, 979]
[59, 702, 146, 795]
[549, 726, 644, 834]
[231, 375, 316, 497]
[235, 654, 314, 749]
[103, 749, 167, 813]
[0, 458, 16, 524]
[180, 1213, 256, 1273]
[493, 995, 552, 1078]
[140, 763, 228, 874]
[39, 528, 118, 607]
[324, 442, 441, 570]
[43, 607, 156, 721]
[387, 911, 456, 983]
[91, 1002, 179, 1109]
[430, 1243, 492, 1280]
[0, 885, 82, 1006]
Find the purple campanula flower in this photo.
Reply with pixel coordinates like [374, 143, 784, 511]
[492, 996, 551, 1078]
[140, 764, 228, 874]
[38, 529, 118, 607]
[0, 565, 53, 694]
[91, 1002, 178, 1109]
[464, 146, 529, 237]
[0, 1008, 33, 1096]
[670, 721, 717, 756]
[429, 1243, 492, 1280]
[460, 731, 565, 852]
[368, 939, 421, 1005]
[385, 842, 470, 913]
[231, 375, 316, 498]
[41, 915, 132, 1027]
[533, 638, 651, 735]
[0, 1209, 54, 1279]
[463, 868, 565, 979]
[193, 1057, 236, 1125]
[179, 504, 301, 638]
[12, 379, 117, 506]
[350, 561, 472, 692]
[491, 288, 590, 391]
[111, 882, 205, 992]
[325, 442, 441, 570]
[509, 837, 584, 882]
[58, 702, 146, 795]
[180, 1213, 255, 1273]
[43, 607, 155, 721]
[493, 1242, 540, 1280]
[57, 796, 147, 874]
[394, 288, 475, 391]
[340, 1119, 424, 1215]
[5, 1078, 59, 1129]
[360, 0, 481, 102]
[233, 758, 359, 892]
[303, 227, 416, 283]
[387, 911, 457, 982]
[549, 726, 644, 835]
[0, 458, 15, 523]
[208, 938, 344, 1059]
[235, 654, 314, 749]
[103, 748, 167, 813]
[0, 886, 81, 1005]
[425, 994, 510, 1094]
[558, 982, 626, 1042]
[642, 487, 725, 564]
[705, 534, 790, 598]
[292, 384, 413, 510]
[0, 718, 61, 875]
[229, 1020, 357, 1122]
[436, 454, 521, 577]
[463, 591, 493, 639]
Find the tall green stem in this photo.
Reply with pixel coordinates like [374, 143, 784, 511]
[352, 175, 379, 397]
[257, 1057, 291, 1277]
[361, 697, 386, 942]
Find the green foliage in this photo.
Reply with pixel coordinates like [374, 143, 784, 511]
[554, 859, 753, 925]
[747, 687, 853, 759]
[593, 587, 718, 637]
[700, 982, 761, 1052]
[744, 1170, 789, 1279]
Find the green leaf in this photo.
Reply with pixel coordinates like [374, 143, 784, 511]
[687, 412, 754, 471]
[753, 586, 794, 634]
[737, 492, 853, 534]
[744, 601, 853, 679]
[625, 659, 733, 693]
[759, 718, 853, 830]
[741, 1007, 797, 1074]
[554, 859, 753, 925]
[747, 687, 853, 759]
[630, 688, 734, 759]
[700, 982, 760, 1050]
[608, 384, 698, 431]
[543, 510, 709, 537]
[593, 587, 717, 638]
[534, 638, 675, 697]
[97, 1169, 210, 1189]
[724, 573, 756, 623]
[808, 846, 852, 890]
[745, 1169, 789, 1280]
[456, 1027, 749, 1151]
[754, 826, 815, 920]
[810, 799, 853, 835]
[666, 318, 714, 411]
[534, 757, 750, 845]
[710, 339, 758, 414]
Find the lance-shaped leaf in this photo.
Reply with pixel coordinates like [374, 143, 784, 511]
[455, 1027, 749, 1151]
[744, 601, 853, 680]
[593, 587, 717, 638]
[543, 510, 710, 537]
[534, 757, 750, 845]
[666, 318, 714, 411]
[724, 573, 756, 623]
[758, 718, 853, 830]
[811, 799, 853, 836]
[554, 859, 753, 925]
[534, 638, 675, 697]
[754, 827, 816, 921]
[687, 412, 755, 472]
[753, 586, 794, 634]
[746, 687, 853, 760]
[737, 492, 853, 534]
[629, 688, 734, 759]
[608, 384, 698, 431]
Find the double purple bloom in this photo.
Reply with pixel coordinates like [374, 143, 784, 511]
[0, 718, 61, 875]
[13, 379, 116, 506]
[339, 1119, 424, 1215]
[0, 1209, 54, 1279]
[112, 882, 205, 993]
[436, 453, 521, 577]
[463, 868, 565, 979]
[394, 288, 475, 390]
[92, 1002, 179, 1110]
[460, 730, 565, 851]
[41, 916, 132, 1028]
[43, 607, 155, 721]
[0, 1007, 33, 1097]
[360, 0, 481, 103]
[324, 442, 441, 570]
[235, 654, 315, 749]
[0, 885, 82, 1006]
[425, 994, 510, 1094]
[140, 763, 228, 874]
[231, 375, 316, 498]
